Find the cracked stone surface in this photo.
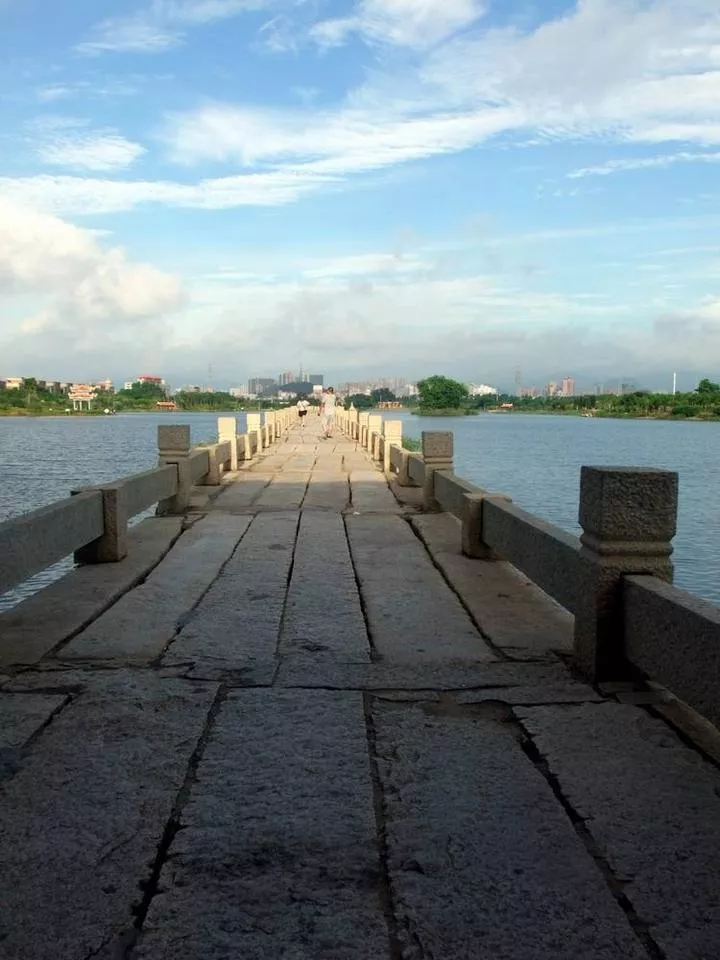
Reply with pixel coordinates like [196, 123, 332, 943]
[134, 689, 389, 960]
[60, 515, 251, 663]
[519, 702, 720, 960]
[2, 419, 719, 960]
[346, 514, 496, 662]
[0, 672, 217, 960]
[372, 699, 646, 960]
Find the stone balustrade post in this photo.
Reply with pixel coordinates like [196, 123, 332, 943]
[157, 425, 192, 515]
[73, 482, 128, 564]
[574, 466, 678, 681]
[246, 413, 262, 452]
[349, 409, 359, 440]
[368, 414, 382, 454]
[264, 412, 276, 446]
[238, 433, 250, 461]
[218, 417, 238, 471]
[358, 412, 370, 447]
[421, 431, 454, 511]
[382, 420, 403, 473]
[461, 492, 512, 559]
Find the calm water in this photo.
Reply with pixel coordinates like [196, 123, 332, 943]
[0, 411, 718, 607]
[402, 412, 720, 604]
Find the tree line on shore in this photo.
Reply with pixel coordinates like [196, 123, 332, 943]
[3, 375, 720, 420]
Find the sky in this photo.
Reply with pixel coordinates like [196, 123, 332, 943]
[1, 0, 720, 391]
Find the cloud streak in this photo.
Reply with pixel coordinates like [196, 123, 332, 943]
[76, 0, 271, 55]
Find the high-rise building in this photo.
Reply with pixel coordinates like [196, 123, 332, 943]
[278, 371, 296, 386]
[248, 377, 277, 395]
[545, 381, 558, 397]
[560, 377, 575, 397]
[309, 374, 324, 386]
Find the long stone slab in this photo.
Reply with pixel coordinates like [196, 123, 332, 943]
[372, 700, 646, 960]
[163, 512, 298, 669]
[412, 514, 573, 658]
[0, 672, 217, 960]
[60, 515, 251, 663]
[303, 470, 351, 511]
[346, 515, 495, 662]
[0, 517, 184, 669]
[134, 689, 390, 960]
[0, 691, 68, 750]
[278, 512, 370, 662]
[519, 702, 720, 960]
[350, 470, 401, 513]
[210, 477, 269, 512]
[254, 473, 310, 510]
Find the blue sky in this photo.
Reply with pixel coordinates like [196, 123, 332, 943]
[1, 0, 720, 390]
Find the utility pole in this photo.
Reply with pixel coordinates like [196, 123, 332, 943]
[672, 371, 677, 396]
[514, 365, 522, 397]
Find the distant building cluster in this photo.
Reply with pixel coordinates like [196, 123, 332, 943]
[338, 377, 417, 398]
[235, 372, 325, 400]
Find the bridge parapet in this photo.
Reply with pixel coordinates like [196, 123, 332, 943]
[334, 408, 719, 726]
[0, 410, 294, 598]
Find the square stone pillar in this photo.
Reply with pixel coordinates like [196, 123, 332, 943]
[383, 420, 402, 473]
[574, 466, 678, 681]
[157, 424, 192, 515]
[264, 412, 276, 445]
[368, 415, 382, 453]
[73, 483, 128, 564]
[421, 431, 454, 511]
[349, 409, 359, 440]
[246, 413, 262, 453]
[218, 417, 238, 470]
[358, 412, 370, 447]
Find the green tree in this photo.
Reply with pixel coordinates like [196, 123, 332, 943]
[697, 378, 720, 394]
[371, 387, 396, 403]
[417, 375, 468, 410]
[345, 393, 373, 410]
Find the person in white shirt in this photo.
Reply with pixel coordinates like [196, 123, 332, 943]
[296, 396, 309, 419]
[320, 387, 337, 438]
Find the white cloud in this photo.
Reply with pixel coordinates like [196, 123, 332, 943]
[310, 0, 486, 50]
[0, 198, 184, 348]
[37, 133, 147, 172]
[36, 85, 74, 103]
[77, 0, 270, 55]
[569, 151, 720, 178]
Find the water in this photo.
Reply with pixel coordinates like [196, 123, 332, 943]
[401, 412, 720, 604]
[0, 412, 246, 610]
[0, 411, 718, 607]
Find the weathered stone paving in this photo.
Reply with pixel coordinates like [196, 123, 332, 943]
[1, 417, 719, 959]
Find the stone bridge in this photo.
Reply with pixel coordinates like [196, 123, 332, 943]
[0, 413, 719, 959]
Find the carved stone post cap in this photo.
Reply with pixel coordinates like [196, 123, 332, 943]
[422, 431, 453, 460]
[579, 466, 678, 542]
[158, 424, 190, 454]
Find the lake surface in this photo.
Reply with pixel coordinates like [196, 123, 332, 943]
[0, 411, 718, 608]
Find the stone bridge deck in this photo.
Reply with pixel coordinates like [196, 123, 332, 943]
[1, 419, 719, 959]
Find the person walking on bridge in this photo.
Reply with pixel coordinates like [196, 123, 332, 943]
[321, 387, 336, 439]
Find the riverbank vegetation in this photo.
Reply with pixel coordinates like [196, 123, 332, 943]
[474, 379, 720, 420]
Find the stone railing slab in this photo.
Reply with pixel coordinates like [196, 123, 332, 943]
[0, 492, 104, 595]
[482, 498, 582, 614]
[407, 454, 425, 485]
[434, 471, 483, 518]
[389, 444, 404, 472]
[189, 449, 211, 484]
[624, 575, 720, 728]
[124, 465, 178, 518]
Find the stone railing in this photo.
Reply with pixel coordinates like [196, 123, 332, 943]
[0, 410, 295, 597]
[335, 409, 720, 727]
